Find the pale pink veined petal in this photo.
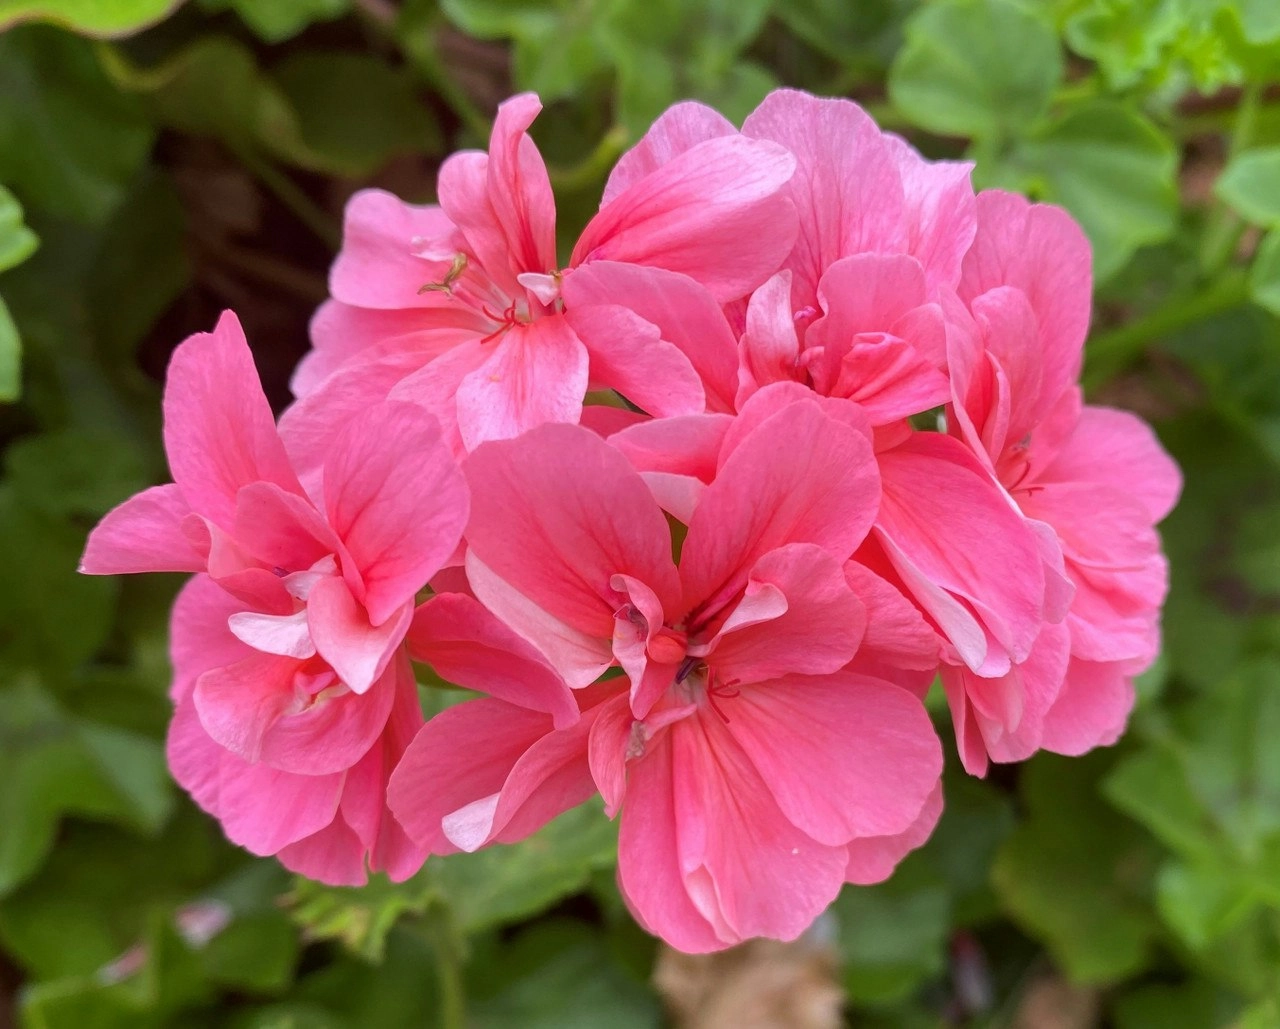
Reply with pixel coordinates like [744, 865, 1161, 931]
[454, 316, 590, 450]
[563, 261, 739, 413]
[163, 311, 303, 529]
[80, 484, 202, 575]
[485, 92, 558, 278]
[876, 433, 1045, 675]
[669, 712, 850, 944]
[307, 576, 412, 695]
[323, 400, 468, 624]
[1039, 405, 1182, 523]
[706, 544, 865, 686]
[882, 133, 976, 296]
[1039, 656, 1137, 756]
[680, 399, 880, 614]
[464, 553, 615, 689]
[723, 672, 942, 846]
[169, 574, 256, 702]
[958, 190, 1092, 411]
[567, 304, 705, 417]
[743, 90, 906, 308]
[407, 592, 578, 729]
[616, 730, 732, 953]
[463, 422, 680, 638]
[601, 101, 736, 206]
[845, 782, 944, 885]
[329, 189, 462, 309]
[572, 135, 799, 303]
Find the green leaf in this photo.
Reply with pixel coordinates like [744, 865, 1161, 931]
[86, 170, 189, 368]
[272, 52, 441, 178]
[442, 0, 605, 102]
[1157, 860, 1259, 950]
[468, 922, 660, 1029]
[432, 799, 619, 934]
[201, 912, 300, 993]
[0, 682, 173, 897]
[0, 0, 181, 36]
[0, 184, 38, 274]
[0, 487, 115, 671]
[888, 0, 1062, 139]
[774, 0, 913, 73]
[6, 428, 151, 519]
[209, 0, 350, 42]
[834, 858, 950, 1004]
[1111, 979, 1244, 1029]
[993, 751, 1160, 983]
[1012, 102, 1179, 280]
[288, 801, 618, 963]
[0, 27, 154, 225]
[1249, 231, 1280, 316]
[1217, 147, 1280, 228]
[0, 294, 20, 401]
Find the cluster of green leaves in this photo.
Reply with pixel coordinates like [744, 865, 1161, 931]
[4, 0, 1280, 1026]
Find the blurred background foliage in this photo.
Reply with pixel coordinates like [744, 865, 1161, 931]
[2, 0, 1280, 1025]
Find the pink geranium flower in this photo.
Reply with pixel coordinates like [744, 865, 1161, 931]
[388, 405, 943, 950]
[568, 92, 1050, 688]
[284, 93, 798, 463]
[81, 311, 576, 881]
[942, 191, 1181, 773]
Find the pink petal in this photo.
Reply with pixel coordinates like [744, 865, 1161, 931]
[572, 136, 799, 303]
[307, 576, 412, 695]
[842, 560, 940, 675]
[707, 544, 865, 685]
[602, 101, 736, 206]
[463, 422, 680, 637]
[1040, 405, 1182, 523]
[743, 90, 906, 309]
[567, 304, 705, 417]
[388, 690, 608, 853]
[564, 261, 739, 412]
[669, 712, 850, 943]
[167, 697, 345, 856]
[329, 189, 462, 310]
[324, 400, 468, 624]
[940, 620, 1070, 773]
[876, 433, 1045, 675]
[408, 592, 578, 728]
[680, 399, 879, 613]
[163, 311, 303, 529]
[169, 574, 256, 702]
[805, 254, 950, 422]
[230, 481, 338, 575]
[958, 191, 1092, 412]
[724, 672, 942, 846]
[738, 271, 802, 404]
[484, 93, 558, 279]
[80, 484, 202, 575]
[464, 553, 615, 688]
[280, 336, 468, 495]
[454, 317, 589, 449]
[1039, 657, 1136, 755]
[193, 651, 302, 763]
[882, 134, 976, 295]
[845, 782, 944, 884]
[616, 730, 732, 953]
[607, 411, 732, 520]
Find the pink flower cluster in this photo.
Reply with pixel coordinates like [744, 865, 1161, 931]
[82, 90, 1180, 952]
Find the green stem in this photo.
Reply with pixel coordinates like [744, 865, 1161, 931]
[548, 126, 629, 192]
[425, 906, 465, 1029]
[1199, 83, 1263, 275]
[1083, 270, 1250, 390]
[234, 148, 341, 251]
